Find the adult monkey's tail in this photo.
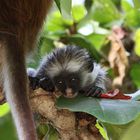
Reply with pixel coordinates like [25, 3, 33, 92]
[0, 0, 52, 140]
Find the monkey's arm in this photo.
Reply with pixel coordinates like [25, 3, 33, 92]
[80, 63, 107, 97]
[27, 68, 55, 92]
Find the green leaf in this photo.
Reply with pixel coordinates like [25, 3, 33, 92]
[56, 96, 140, 125]
[60, 0, 72, 19]
[39, 37, 55, 57]
[133, 0, 140, 9]
[54, 0, 61, 12]
[0, 114, 17, 140]
[96, 122, 109, 140]
[0, 103, 10, 117]
[130, 64, 140, 88]
[101, 122, 132, 140]
[101, 116, 140, 140]
[46, 12, 73, 32]
[72, 5, 86, 22]
[61, 34, 102, 62]
[90, 0, 120, 25]
[86, 33, 107, 50]
[121, 116, 140, 140]
[54, 0, 72, 20]
[124, 9, 140, 28]
[121, 0, 134, 12]
[134, 29, 140, 56]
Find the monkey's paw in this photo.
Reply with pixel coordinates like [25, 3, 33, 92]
[39, 77, 55, 92]
[81, 86, 104, 97]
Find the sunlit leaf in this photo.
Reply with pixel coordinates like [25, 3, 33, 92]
[0, 103, 10, 117]
[134, 28, 140, 56]
[72, 5, 86, 22]
[124, 9, 140, 27]
[121, 0, 134, 12]
[86, 33, 107, 50]
[96, 122, 109, 140]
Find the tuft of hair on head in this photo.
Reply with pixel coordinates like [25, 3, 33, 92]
[40, 45, 94, 78]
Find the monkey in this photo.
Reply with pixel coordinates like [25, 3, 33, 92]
[28, 46, 107, 98]
[0, 1, 52, 140]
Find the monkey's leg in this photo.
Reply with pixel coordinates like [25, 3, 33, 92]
[0, 34, 37, 140]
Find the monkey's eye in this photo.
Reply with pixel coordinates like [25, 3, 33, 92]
[58, 81, 63, 84]
[71, 78, 76, 81]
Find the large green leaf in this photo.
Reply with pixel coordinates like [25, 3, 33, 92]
[56, 96, 140, 125]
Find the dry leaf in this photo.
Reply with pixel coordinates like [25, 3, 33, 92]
[108, 26, 129, 87]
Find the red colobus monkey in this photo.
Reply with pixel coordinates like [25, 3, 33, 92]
[0, 1, 52, 140]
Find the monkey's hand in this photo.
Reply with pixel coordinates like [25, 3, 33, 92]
[80, 85, 104, 97]
[39, 76, 55, 92]
[27, 68, 39, 90]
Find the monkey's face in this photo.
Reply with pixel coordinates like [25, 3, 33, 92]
[53, 72, 81, 98]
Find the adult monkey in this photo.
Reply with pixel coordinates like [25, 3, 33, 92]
[0, 0, 52, 140]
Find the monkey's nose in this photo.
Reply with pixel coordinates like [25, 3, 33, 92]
[66, 88, 73, 96]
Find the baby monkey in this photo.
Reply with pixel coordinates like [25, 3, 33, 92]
[28, 46, 107, 98]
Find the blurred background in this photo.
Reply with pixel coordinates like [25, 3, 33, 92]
[0, 0, 140, 139]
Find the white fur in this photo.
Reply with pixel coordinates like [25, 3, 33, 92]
[47, 59, 84, 77]
[81, 63, 107, 90]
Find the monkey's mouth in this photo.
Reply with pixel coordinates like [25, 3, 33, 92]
[64, 88, 78, 98]
[63, 92, 78, 98]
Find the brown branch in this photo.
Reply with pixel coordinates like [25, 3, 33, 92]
[30, 88, 103, 140]
[0, 87, 103, 140]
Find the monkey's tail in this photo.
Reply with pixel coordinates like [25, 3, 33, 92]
[1, 34, 37, 140]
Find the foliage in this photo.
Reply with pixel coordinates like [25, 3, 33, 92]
[1, 0, 140, 139]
